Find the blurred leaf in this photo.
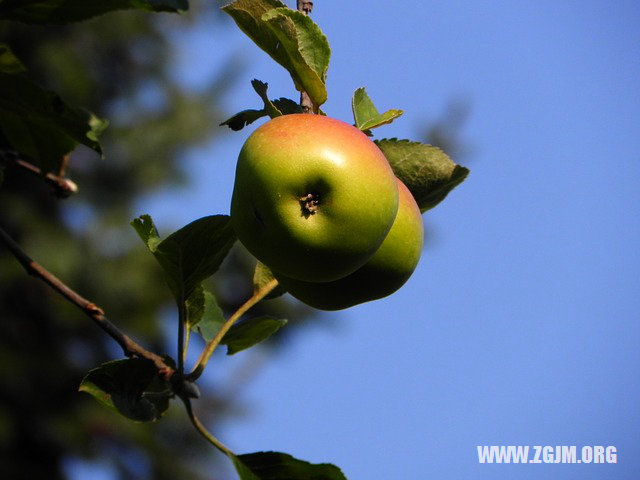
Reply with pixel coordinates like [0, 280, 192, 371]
[253, 261, 286, 299]
[0, 0, 189, 24]
[131, 214, 237, 302]
[0, 69, 107, 172]
[232, 451, 347, 480]
[0, 43, 26, 73]
[192, 289, 225, 342]
[79, 358, 173, 422]
[375, 138, 470, 212]
[222, 316, 286, 355]
[222, 0, 330, 107]
[352, 87, 403, 131]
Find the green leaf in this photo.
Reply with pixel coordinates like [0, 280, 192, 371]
[131, 215, 236, 303]
[232, 451, 347, 480]
[185, 284, 205, 329]
[253, 261, 286, 299]
[352, 87, 403, 131]
[375, 138, 470, 212]
[0, 43, 26, 73]
[0, 69, 107, 173]
[0, 0, 189, 24]
[192, 290, 225, 342]
[130, 214, 162, 253]
[222, 316, 287, 355]
[79, 358, 173, 422]
[222, 0, 330, 107]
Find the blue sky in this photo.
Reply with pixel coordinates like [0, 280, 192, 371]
[129, 1, 640, 479]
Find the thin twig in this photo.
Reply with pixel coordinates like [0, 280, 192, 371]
[0, 226, 175, 379]
[0, 149, 78, 198]
[186, 278, 279, 381]
[297, 0, 316, 113]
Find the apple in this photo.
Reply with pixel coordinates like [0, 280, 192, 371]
[276, 178, 424, 310]
[230, 113, 399, 282]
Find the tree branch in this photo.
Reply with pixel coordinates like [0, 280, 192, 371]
[0, 225, 175, 379]
[297, 0, 316, 113]
[0, 149, 78, 198]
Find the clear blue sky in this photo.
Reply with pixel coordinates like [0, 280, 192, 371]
[130, 1, 640, 479]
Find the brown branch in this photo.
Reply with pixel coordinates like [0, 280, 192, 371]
[1, 149, 78, 198]
[297, 0, 316, 114]
[0, 226, 175, 379]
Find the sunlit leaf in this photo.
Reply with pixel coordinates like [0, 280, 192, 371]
[223, 0, 330, 107]
[375, 138, 469, 212]
[352, 87, 403, 131]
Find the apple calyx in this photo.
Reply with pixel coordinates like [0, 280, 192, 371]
[299, 192, 321, 217]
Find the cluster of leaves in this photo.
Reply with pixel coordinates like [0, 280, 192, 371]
[0, 0, 468, 479]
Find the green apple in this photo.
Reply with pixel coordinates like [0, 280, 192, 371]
[230, 113, 399, 282]
[276, 178, 424, 310]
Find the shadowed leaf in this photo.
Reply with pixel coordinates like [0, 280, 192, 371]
[0, 0, 189, 24]
[232, 451, 347, 480]
[79, 358, 173, 422]
[222, 316, 287, 355]
[131, 214, 236, 302]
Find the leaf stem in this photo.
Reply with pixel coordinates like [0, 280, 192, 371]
[0, 225, 175, 378]
[186, 278, 278, 381]
[181, 396, 234, 457]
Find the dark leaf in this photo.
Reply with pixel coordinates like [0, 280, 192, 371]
[375, 138, 470, 212]
[0, 0, 189, 24]
[0, 43, 26, 73]
[251, 79, 283, 118]
[272, 97, 302, 115]
[222, 316, 287, 355]
[131, 214, 237, 302]
[220, 108, 267, 131]
[219, 79, 302, 131]
[352, 87, 403, 131]
[79, 358, 173, 422]
[232, 451, 347, 480]
[0, 67, 107, 173]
